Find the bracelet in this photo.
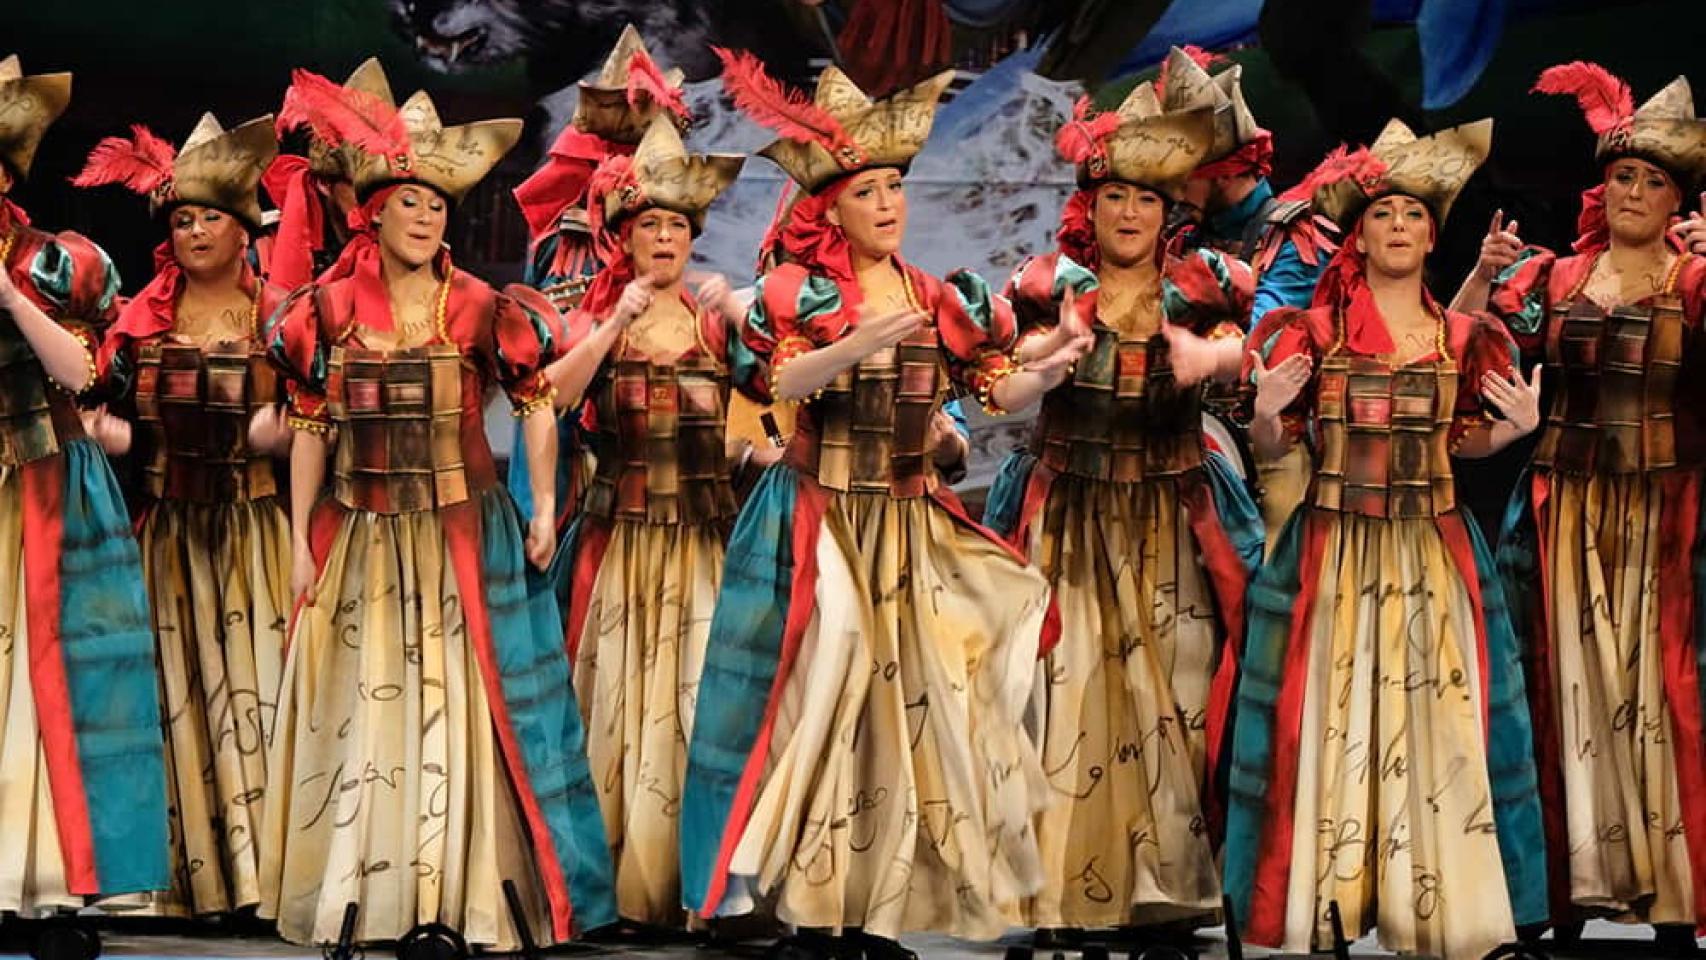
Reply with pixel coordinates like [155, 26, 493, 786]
[51, 329, 99, 396]
[287, 414, 333, 436]
[767, 353, 826, 402]
[972, 354, 1020, 416]
[510, 386, 558, 418]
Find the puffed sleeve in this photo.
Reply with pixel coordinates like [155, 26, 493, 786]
[742, 263, 849, 404]
[1449, 312, 1521, 452]
[1241, 306, 1329, 450]
[1001, 251, 1098, 343]
[26, 231, 121, 332]
[1162, 247, 1255, 338]
[934, 268, 1022, 414]
[24, 231, 120, 395]
[491, 283, 561, 417]
[1486, 246, 1557, 357]
[265, 285, 333, 435]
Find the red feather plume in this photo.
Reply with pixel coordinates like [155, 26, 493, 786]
[1534, 61, 1633, 136]
[1054, 96, 1122, 165]
[70, 125, 177, 194]
[1155, 44, 1225, 101]
[1279, 145, 1387, 203]
[278, 68, 411, 159]
[626, 48, 689, 121]
[712, 46, 860, 158]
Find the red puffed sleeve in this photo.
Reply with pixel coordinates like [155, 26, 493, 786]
[264, 285, 333, 435]
[1001, 251, 1097, 347]
[1447, 311, 1521, 451]
[930, 266, 1022, 413]
[1485, 246, 1558, 358]
[1162, 247, 1256, 338]
[491, 283, 562, 417]
[741, 263, 853, 403]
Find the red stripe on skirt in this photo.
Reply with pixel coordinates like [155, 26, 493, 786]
[1435, 513, 1492, 733]
[1522, 472, 1573, 924]
[1181, 472, 1252, 836]
[563, 518, 613, 664]
[20, 455, 99, 894]
[1012, 463, 1061, 657]
[1656, 471, 1706, 929]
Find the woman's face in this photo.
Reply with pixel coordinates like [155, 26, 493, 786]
[1091, 181, 1166, 268]
[375, 184, 448, 269]
[168, 204, 249, 278]
[1357, 194, 1435, 279]
[1604, 157, 1679, 246]
[623, 207, 693, 287]
[829, 167, 907, 261]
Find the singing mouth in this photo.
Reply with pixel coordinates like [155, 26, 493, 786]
[414, 25, 488, 65]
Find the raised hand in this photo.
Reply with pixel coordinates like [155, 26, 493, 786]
[1251, 350, 1313, 419]
[690, 270, 747, 323]
[1481, 364, 1543, 435]
[80, 404, 132, 456]
[1474, 209, 1523, 282]
[612, 276, 655, 329]
[1669, 193, 1706, 256]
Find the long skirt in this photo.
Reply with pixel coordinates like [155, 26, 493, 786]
[259, 488, 614, 948]
[1499, 469, 1706, 927]
[986, 458, 1256, 930]
[0, 439, 168, 913]
[682, 467, 1051, 940]
[560, 516, 722, 925]
[141, 497, 289, 916]
[1225, 508, 1548, 960]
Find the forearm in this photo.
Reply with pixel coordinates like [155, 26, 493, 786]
[1450, 271, 1492, 314]
[1451, 418, 1527, 459]
[774, 338, 863, 401]
[1251, 410, 1292, 462]
[990, 367, 1063, 413]
[2, 290, 93, 393]
[289, 430, 328, 550]
[545, 322, 620, 410]
[521, 404, 559, 524]
[1206, 334, 1246, 384]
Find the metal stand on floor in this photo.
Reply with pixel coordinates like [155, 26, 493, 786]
[1003, 931, 1110, 960]
[1218, 898, 1350, 960]
[28, 916, 101, 960]
[324, 902, 361, 960]
[1003, 925, 1202, 960]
